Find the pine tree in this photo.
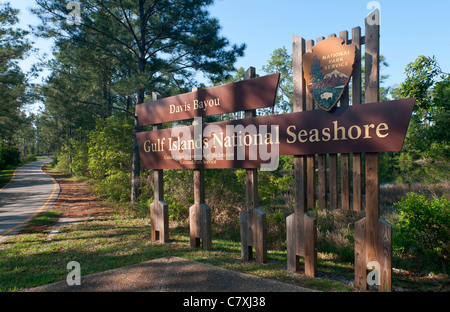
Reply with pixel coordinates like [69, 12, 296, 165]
[310, 55, 323, 84]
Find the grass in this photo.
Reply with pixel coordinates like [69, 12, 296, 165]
[0, 165, 19, 189]
[0, 165, 448, 292]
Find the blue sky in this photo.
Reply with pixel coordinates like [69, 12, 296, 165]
[13, 0, 450, 100]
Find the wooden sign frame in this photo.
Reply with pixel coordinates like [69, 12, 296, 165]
[138, 9, 409, 292]
[288, 9, 393, 291]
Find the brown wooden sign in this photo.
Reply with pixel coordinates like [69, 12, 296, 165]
[136, 73, 280, 126]
[137, 98, 415, 169]
[303, 37, 356, 111]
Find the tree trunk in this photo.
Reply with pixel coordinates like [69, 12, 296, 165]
[130, 0, 147, 203]
[131, 111, 141, 203]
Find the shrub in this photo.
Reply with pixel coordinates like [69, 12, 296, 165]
[0, 143, 20, 170]
[394, 192, 449, 265]
[97, 171, 131, 202]
[87, 116, 133, 180]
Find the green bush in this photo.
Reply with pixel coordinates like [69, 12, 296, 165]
[97, 171, 131, 202]
[55, 146, 72, 174]
[69, 136, 89, 177]
[0, 143, 20, 170]
[87, 116, 133, 180]
[394, 192, 449, 265]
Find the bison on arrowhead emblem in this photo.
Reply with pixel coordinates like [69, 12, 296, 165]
[303, 37, 356, 111]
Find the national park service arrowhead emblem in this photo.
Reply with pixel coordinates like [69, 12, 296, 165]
[303, 37, 356, 111]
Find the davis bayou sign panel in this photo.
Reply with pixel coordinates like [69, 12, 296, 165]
[136, 73, 280, 125]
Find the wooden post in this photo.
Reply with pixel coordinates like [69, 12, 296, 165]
[240, 67, 267, 264]
[354, 10, 392, 291]
[327, 33, 339, 210]
[286, 36, 317, 277]
[189, 87, 212, 251]
[150, 92, 169, 243]
[316, 36, 327, 211]
[339, 30, 351, 211]
[351, 26, 363, 212]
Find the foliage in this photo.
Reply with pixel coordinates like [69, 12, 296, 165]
[397, 56, 449, 158]
[87, 116, 133, 180]
[261, 47, 293, 114]
[0, 143, 20, 170]
[0, 2, 34, 156]
[394, 193, 449, 269]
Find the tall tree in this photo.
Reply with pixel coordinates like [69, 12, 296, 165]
[33, 0, 245, 202]
[262, 46, 293, 114]
[396, 55, 449, 158]
[0, 2, 32, 143]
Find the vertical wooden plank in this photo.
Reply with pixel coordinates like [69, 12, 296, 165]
[378, 219, 392, 292]
[151, 92, 162, 243]
[240, 66, 266, 263]
[341, 156, 350, 211]
[160, 202, 169, 242]
[354, 217, 367, 290]
[292, 36, 307, 214]
[365, 11, 380, 265]
[304, 213, 317, 277]
[190, 86, 202, 248]
[150, 92, 169, 243]
[365, 152, 380, 263]
[150, 201, 157, 243]
[315, 36, 327, 211]
[286, 213, 298, 271]
[352, 27, 363, 212]
[329, 154, 338, 209]
[351, 27, 362, 105]
[201, 203, 212, 251]
[255, 208, 267, 263]
[240, 209, 249, 261]
[245, 67, 257, 252]
[328, 33, 338, 210]
[189, 87, 211, 250]
[294, 161, 305, 257]
[364, 14, 380, 104]
[292, 35, 306, 114]
[190, 204, 200, 247]
[317, 155, 327, 210]
[339, 31, 351, 211]
[305, 40, 316, 211]
[245, 168, 256, 248]
[292, 35, 307, 263]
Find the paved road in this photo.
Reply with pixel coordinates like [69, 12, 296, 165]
[0, 158, 60, 239]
